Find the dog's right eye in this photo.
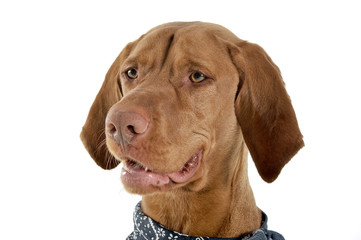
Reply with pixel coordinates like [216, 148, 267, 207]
[126, 68, 138, 79]
[190, 72, 206, 83]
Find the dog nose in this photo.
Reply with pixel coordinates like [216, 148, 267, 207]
[105, 110, 149, 144]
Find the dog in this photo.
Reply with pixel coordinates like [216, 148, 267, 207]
[81, 22, 304, 239]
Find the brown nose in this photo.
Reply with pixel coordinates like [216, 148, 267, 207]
[105, 109, 149, 145]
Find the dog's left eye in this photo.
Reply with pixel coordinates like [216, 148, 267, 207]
[127, 68, 138, 79]
[190, 72, 206, 83]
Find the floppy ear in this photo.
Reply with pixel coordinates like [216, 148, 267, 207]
[80, 43, 133, 169]
[230, 42, 304, 183]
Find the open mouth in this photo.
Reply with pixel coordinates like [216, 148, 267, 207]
[121, 150, 202, 188]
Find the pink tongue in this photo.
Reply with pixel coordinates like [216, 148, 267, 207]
[122, 162, 170, 187]
[145, 172, 170, 186]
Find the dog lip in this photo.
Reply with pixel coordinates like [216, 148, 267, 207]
[121, 149, 202, 188]
[167, 150, 202, 183]
[122, 160, 171, 186]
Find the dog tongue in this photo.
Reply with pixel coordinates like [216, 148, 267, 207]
[144, 172, 170, 186]
[121, 162, 170, 187]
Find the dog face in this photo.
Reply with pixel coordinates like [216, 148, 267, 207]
[81, 22, 304, 195]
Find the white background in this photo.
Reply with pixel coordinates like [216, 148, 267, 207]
[1, 0, 360, 239]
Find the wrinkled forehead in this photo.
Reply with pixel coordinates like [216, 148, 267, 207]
[124, 22, 239, 75]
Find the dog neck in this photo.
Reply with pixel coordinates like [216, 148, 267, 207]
[142, 142, 262, 238]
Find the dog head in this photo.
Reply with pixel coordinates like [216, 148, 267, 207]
[81, 22, 304, 194]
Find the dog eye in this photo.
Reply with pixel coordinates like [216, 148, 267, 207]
[127, 68, 138, 79]
[190, 72, 206, 83]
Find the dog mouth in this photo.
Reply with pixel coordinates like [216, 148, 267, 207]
[121, 150, 202, 188]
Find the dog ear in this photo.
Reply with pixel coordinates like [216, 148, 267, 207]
[80, 43, 133, 169]
[230, 42, 304, 183]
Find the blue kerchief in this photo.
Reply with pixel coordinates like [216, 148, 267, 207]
[127, 202, 285, 240]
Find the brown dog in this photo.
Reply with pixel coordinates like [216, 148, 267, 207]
[81, 22, 303, 238]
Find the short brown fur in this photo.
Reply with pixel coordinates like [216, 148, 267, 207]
[81, 22, 303, 237]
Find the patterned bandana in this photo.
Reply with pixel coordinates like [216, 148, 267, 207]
[126, 202, 285, 240]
